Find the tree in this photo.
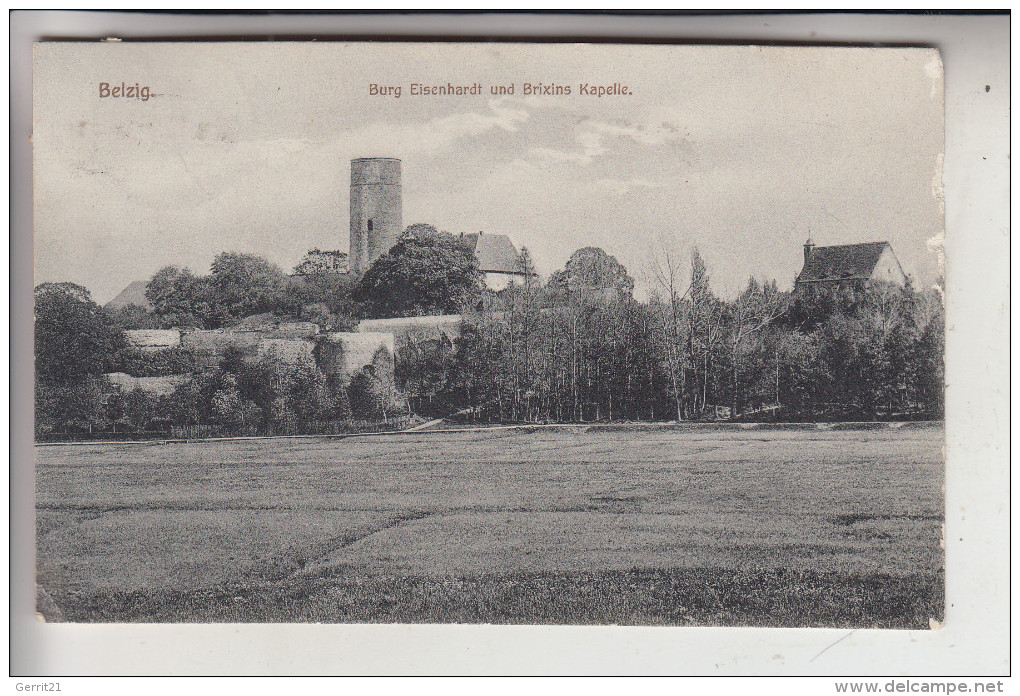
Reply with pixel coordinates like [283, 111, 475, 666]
[687, 248, 726, 417]
[775, 329, 824, 414]
[148, 255, 293, 328]
[777, 281, 933, 420]
[164, 381, 202, 428]
[209, 374, 261, 431]
[294, 300, 358, 333]
[355, 231, 482, 318]
[505, 246, 542, 420]
[287, 357, 338, 425]
[209, 252, 289, 323]
[146, 266, 216, 328]
[34, 282, 121, 387]
[726, 277, 785, 416]
[911, 296, 944, 417]
[107, 304, 160, 331]
[197, 346, 348, 434]
[649, 241, 692, 420]
[395, 331, 457, 417]
[118, 389, 162, 431]
[402, 223, 443, 241]
[546, 248, 637, 421]
[348, 346, 403, 421]
[287, 249, 358, 330]
[35, 377, 109, 436]
[293, 249, 348, 276]
[548, 246, 635, 300]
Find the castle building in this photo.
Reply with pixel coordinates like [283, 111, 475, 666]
[347, 157, 529, 291]
[106, 157, 529, 312]
[349, 157, 403, 275]
[460, 231, 531, 291]
[795, 239, 907, 289]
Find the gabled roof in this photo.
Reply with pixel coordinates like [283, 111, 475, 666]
[104, 280, 152, 311]
[461, 232, 527, 275]
[797, 241, 895, 284]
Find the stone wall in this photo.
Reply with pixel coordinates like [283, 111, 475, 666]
[356, 315, 461, 351]
[269, 322, 320, 339]
[123, 323, 396, 391]
[180, 329, 263, 354]
[103, 372, 191, 397]
[257, 338, 316, 366]
[320, 332, 395, 382]
[230, 316, 321, 339]
[123, 329, 181, 353]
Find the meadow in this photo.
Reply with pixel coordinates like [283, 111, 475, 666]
[35, 423, 944, 627]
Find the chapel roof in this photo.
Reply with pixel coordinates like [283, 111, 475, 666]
[797, 241, 896, 284]
[461, 232, 527, 275]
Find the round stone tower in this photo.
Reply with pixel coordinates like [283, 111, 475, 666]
[349, 157, 402, 274]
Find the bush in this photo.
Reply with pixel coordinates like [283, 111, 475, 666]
[348, 347, 403, 420]
[35, 378, 109, 436]
[164, 381, 202, 426]
[112, 347, 195, 377]
[107, 304, 160, 331]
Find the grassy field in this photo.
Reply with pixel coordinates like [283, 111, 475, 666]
[35, 424, 944, 627]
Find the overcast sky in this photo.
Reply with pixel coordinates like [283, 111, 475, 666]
[34, 42, 943, 304]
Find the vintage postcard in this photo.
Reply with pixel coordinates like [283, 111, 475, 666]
[32, 42, 945, 629]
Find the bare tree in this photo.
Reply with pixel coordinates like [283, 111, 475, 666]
[648, 239, 691, 421]
[688, 248, 726, 417]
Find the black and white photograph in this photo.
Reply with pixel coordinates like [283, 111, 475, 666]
[31, 41, 948, 633]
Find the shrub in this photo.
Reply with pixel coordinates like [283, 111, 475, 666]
[112, 347, 195, 377]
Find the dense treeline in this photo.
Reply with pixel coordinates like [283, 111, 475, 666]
[113, 229, 480, 332]
[397, 246, 944, 423]
[135, 252, 359, 332]
[36, 226, 944, 437]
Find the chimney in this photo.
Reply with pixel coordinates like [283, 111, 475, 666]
[803, 237, 815, 265]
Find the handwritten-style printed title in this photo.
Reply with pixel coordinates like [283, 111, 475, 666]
[99, 82, 152, 101]
[369, 82, 633, 98]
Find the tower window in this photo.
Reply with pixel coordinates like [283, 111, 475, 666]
[367, 219, 374, 232]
